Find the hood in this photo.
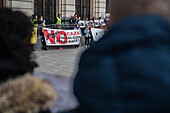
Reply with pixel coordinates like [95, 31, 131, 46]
[91, 14, 170, 53]
[0, 74, 57, 113]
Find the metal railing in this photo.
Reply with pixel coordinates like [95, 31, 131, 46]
[37, 24, 77, 30]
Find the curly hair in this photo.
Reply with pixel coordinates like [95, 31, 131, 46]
[0, 8, 34, 74]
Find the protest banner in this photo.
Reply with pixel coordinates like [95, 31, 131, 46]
[30, 27, 37, 44]
[43, 28, 81, 46]
[91, 28, 104, 42]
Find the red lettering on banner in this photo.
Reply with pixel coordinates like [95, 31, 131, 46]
[56, 31, 67, 45]
[66, 31, 80, 36]
[71, 32, 73, 35]
[77, 31, 80, 35]
[43, 29, 55, 44]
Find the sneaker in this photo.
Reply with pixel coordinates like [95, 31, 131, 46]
[85, 45, 87, 48]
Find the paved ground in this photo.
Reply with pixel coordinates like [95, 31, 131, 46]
[34, 47, 86, 77]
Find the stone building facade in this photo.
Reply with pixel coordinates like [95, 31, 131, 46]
[1, 0, 110, 24]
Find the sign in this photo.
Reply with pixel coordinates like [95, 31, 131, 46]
[91, 28, 104, 42]
[30, 27, 37, 44]
[78, 21, 86, 28]
[43, 28, 81, 46]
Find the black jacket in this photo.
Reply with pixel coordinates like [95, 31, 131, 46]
[63, 15, 170, 113]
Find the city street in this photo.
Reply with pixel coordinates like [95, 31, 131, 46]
[34, 47, 86, 77]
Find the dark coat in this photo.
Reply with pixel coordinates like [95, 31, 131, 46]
[64, 15, 170, 113]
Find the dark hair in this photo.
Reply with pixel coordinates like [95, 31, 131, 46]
[0, 8, 34, 76]
[32, 14, 37, 19]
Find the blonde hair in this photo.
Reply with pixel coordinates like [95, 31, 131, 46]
[111, 0, 170, 22]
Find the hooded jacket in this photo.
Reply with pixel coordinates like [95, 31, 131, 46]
[0, 74, 56, 113]
[63, 15, 170, 113]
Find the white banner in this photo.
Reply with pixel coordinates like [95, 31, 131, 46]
[43, 28, 81, 46]
[91, 28, 104, 42]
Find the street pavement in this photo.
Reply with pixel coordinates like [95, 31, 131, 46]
[34, 47, 86, 77]
[33, 47, 86, 112]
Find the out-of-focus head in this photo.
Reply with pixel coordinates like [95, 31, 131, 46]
[32, 14, 36, 19]
[76, 24, 79, 28]
[91, 23, 95, 27]
[0, 8, 34, 73]
[99, 24, 103, 28]
[58, 14, 61, 17]
[110, 0, 170, 23]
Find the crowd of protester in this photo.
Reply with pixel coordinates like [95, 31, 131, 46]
[31, 12, 107, 49]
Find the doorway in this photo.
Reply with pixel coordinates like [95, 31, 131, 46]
[76, 0, 90, 20]
[34, 0, 56, 24]
[0, 0, 3, 7]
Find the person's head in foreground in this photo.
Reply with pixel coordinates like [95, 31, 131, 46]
[63, 0, 170, 113]
[0, 8, 56, 113]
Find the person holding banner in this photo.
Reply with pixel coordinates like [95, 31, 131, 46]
[74, 24, 82, 36]
[84, 25, 90, 47]
[74, 24, 82, 48]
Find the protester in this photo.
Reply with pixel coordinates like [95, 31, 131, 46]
[85, 17, 89, 26]
[39, 17, 48, 50]
[89, 23, 94, 44]
[72, 14, 78, 24]
[32, 14, 38, 27]
[70, 15, 73, 24]
[0, 8, 56, 113]
[84, 25, 90, 47]
[73, 24, 82, 48]
[99, 24, 103, 29]
[63, 0, 170, 113]
[74, 24, 82, 36]
[92, 17, 95, 23]
[31, 14, 38, 51]
[98, 17, 102, 25]
[56, 14, 62, 28]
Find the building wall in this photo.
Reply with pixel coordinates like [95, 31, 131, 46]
[58, 0, 75, 18]
[4, 0, 34, 16]
[3, 0, 108, 22]
[91, 0, 106, 19]
[58, 0, 106, 19]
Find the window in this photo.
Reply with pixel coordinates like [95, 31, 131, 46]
[34, 0, 56, 24]
[106, 0, 111, 13]
[75, 0, 90, 20]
